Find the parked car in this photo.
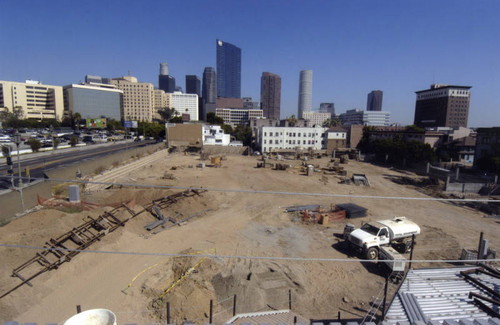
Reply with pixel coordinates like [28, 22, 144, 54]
[0, 135, 11, 143]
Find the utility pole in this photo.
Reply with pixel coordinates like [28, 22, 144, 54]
[13, 131, 22, 187]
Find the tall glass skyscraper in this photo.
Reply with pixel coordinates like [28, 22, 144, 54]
[260, 72, 281, 120]
[185, 75, 201, 96]
[216, 39, 241, 98]
[367, 90, 383, 111]
[298, 70, 312, 118]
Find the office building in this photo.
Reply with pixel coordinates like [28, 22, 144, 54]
[216, 39, 241, 98]
[258, 126, 327, 153]
[111, 76, 155, 122]
[63, 83, 123, 121]
[215, 108, 263, 127]
[185, 75, 201, 96]
[243, 97, 260, 109]
[260, 72, 281, 120]
[340, 109, 391, 126]
[0, 80, 64, 121]
[367, 90, 383, 111]
[298, 70, 312, 118]
[319, 102, 335, 117]
[166, 91, 199, 121]
[302, 111, 331, 126]
[414, 84, 471, 128]
[202, 67, 217, 103]
[201, 67, 217, 121]
[158, 62, 176, 93]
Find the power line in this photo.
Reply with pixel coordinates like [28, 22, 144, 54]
[1, 243, 498, 264]
[2, 175, 500, 203]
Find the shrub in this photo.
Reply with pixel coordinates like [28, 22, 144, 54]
[53, 138, 60, 149]
[69, 136, 79, 147]
[27, 138, 42, 152]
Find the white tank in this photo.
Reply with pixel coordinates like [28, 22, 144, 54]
[63, 309, 116, 325]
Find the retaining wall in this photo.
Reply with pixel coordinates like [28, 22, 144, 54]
[0, 142, 166, 224]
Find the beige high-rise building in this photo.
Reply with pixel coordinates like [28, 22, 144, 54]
[111, 76, 154, 122]
[0, 80, 64, 121]
[154, 89, 171, 121]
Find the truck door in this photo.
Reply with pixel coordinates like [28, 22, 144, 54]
[378, 228, 390, 246]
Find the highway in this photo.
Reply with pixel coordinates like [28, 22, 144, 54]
[0, 140, 157, 189]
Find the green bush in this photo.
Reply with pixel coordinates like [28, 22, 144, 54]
[27, 138, 42, 152]
[69, 135, 79, 147]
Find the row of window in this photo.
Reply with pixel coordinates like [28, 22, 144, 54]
[264, 131, 320, 137]
[264, 139, 322, 145]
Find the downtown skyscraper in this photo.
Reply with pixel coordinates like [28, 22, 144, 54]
[260, 72, 281, 120]
[298, 70, 312, 119]
[201, 67, 217, 121]
[185, 75, 201, 96]
[216, 39, 241, 98]
[158, 62, 175, 93]
[367, 90, 383, 111]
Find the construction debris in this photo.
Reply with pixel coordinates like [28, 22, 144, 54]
[336, 203, 368, 219]
[352, 173, 370, 186]
[1, 202, 136, 299]
[210, 156, 222, 168]
[285, 204, 347, 224]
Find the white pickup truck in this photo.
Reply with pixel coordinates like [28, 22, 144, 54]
[345, 216, 420, 260]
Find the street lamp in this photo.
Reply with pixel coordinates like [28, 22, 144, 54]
[13, 131, 22, 187]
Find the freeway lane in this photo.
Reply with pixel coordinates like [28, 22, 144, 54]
[0, 140, 157, 188]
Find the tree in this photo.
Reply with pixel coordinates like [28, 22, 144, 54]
[27, 138, 42, 153]
[221, 124, 233, 135]
[206, 112, 224, 125]
[169, 116, 183, 123]
[52, 138, 60, 150]
[322, 119, 332, 127]
[233, 125, 253, 146]
[158, 108, 177, 123]
[332, 116, 342, 126]
[286, 115, 298, 127]
[73, 112, 82, 130]
[69, 135, 79, 147]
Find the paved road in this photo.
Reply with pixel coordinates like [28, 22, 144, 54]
[0, 140, 157, 189]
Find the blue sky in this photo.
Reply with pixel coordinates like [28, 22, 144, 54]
[1, 0, 499, 126]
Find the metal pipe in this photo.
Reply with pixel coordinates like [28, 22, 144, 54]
[167, 301, 170, 324]
[382, 273, 389, 318]
[469, 292, 500, 306]
[209, 299, 213, 323]
[409, 234, 415, 269]
[477, 232, 484, 265]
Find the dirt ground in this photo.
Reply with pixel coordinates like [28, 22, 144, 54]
[0, 150, 498, 324]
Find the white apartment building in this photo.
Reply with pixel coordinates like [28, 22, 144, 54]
[111, 76, 154, 122]
[203, 125, 230, 146]
[258, 126, 328, 153]
[167, 91, 198, 121]
[215, 108, 263, 127]
[0, 80, 64, 121]
[302, 111, 331, 126]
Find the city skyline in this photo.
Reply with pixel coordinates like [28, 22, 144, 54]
[1, 0, 499, 126]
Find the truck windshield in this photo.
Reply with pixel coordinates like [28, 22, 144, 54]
[361, 223, 380, 236]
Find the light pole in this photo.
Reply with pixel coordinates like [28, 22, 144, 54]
[13, 131, 22, 187]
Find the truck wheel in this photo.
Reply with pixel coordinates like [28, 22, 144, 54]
[366, 247, 378, 260]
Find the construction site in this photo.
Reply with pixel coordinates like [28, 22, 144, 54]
[0, 147, 499, 324]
